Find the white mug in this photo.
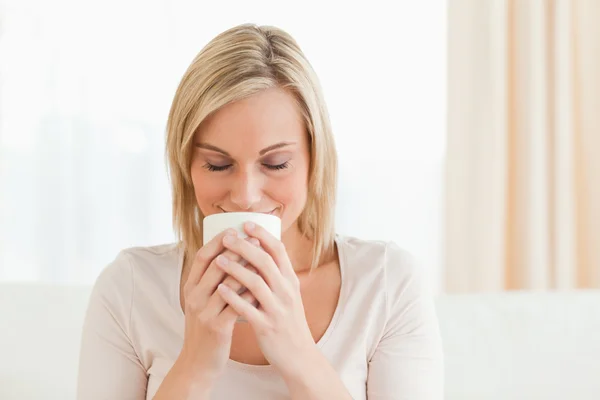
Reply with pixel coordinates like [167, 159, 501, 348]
[202, 212, 281, 245]
[202, 212, 281, 322]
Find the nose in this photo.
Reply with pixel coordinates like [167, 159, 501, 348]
[229, 168, 263, 211]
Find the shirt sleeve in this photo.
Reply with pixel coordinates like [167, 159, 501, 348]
[77, 251, 148, 400]
[366, 242, 444, 400]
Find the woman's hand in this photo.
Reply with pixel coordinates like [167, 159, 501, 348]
[214, 222, 317, 379]
[154, 229, 259, 399]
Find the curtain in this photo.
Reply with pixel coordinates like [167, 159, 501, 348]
[446, 0, 600, 292]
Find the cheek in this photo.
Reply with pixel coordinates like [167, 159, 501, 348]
[270, 168, 308, 208]
[190, 165, 223, 206]
[274, 171, 308, 232]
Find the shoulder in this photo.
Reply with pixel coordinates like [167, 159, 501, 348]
[383, 241, 425, 290]
[337, 235, 430, 307]
[119, 242, 181, 268]
[337, 234, 422, 281]
[90, 242, 181, 303]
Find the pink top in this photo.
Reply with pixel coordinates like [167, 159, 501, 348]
[77, 235, 443, 399]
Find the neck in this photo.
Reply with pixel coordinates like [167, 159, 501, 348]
[281, 222, 314, 273]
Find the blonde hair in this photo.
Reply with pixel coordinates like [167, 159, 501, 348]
[165, 23, 337, 271]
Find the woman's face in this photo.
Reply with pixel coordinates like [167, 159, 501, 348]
[190, 87, 310, 235]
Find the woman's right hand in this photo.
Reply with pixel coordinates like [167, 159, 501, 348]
[154, 229, 258, 399]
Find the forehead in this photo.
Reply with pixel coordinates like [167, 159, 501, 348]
[196, 87, 307, 150]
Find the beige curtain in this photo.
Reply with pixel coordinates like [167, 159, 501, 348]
[446, 0, 600, 292]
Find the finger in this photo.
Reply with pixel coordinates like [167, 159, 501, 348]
[221, 263, 258, 295]
[216, 266, 259, 322]
[186, 228, 237, 289]
[196, 237, 260, 297]
[195, 248, 240, 294]
[191, 238, 261, 316]
[222, 235, 282, 291]
[207, 264, 259, 313]
[244, 222, 296, 279]
[215, 255, 276, 313]
[217, 283, 264, 327]
[212, 288, 257, 331]
[204, 280, 257, 319]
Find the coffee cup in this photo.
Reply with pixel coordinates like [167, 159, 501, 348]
[202, 211, 281, 244]
[202, 212, 281, 322]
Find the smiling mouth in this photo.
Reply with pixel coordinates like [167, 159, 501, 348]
[218, 207, 278, 215]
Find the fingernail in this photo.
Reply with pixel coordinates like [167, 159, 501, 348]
[250, 238, 260, 247]
[226, 229, 237, 236]
[216, 255, 228, 266]
[246, 222, 255, 231]
[217, 283, 230, 292]
[223, 235, 235, 245]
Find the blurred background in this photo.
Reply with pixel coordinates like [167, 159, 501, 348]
[0, 0, 598, 294]
[0, 0, 447, 290]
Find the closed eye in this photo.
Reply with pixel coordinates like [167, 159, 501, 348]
[203, 162, 290, 172]
[265, 161, 289, 171]
[203, 163, 231, 172]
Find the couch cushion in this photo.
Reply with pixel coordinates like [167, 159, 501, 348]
[437, 291, 600, 400]
[0, 283, 91, 400]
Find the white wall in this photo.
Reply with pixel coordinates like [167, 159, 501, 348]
[0, 0, 446, 292]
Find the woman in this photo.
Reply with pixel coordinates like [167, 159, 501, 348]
[77, 23, 443, 399]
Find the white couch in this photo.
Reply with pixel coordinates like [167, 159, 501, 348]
[1, 284, 599, 399]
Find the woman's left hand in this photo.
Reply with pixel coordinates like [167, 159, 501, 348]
[214, 222, 316, 378]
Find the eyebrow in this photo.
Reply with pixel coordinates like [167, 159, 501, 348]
[195, 141, 296, 156]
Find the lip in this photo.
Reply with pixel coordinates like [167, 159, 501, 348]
[218, 207, 278, 215]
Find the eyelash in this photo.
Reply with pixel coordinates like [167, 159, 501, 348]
[203, 162, 290, 172]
